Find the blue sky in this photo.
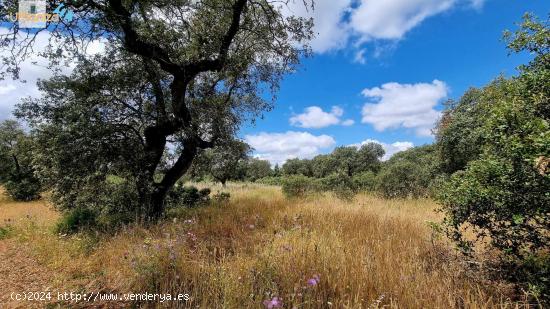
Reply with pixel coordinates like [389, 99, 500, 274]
[0, 0, 548, 165]
[239, 0, 549, 164]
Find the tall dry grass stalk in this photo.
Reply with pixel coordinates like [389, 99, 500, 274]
[2, 184, 533, 308]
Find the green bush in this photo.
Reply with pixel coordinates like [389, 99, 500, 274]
[375, 161, 431, 199]
[213, 191, 231, 203]
[256, 176, 284, 186]
[437, 15, 550, 301]
[281, 175, 317, 198]
[318, 173, 357, 201]
[352, 171, 377, 192]
[53, 176, 142, 233]
[167, 185, 211, 208]
[4, 171, 41, 201]
[0, 226, 13, 240]
[56, 207, 98, 234]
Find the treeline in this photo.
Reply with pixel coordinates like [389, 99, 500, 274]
[186, 140, 439, 201]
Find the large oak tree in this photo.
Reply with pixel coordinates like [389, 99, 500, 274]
[1, 0, 313, 218]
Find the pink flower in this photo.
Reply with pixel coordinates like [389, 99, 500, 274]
[263, 297, 282, 308]
[307, 274, 321, 287]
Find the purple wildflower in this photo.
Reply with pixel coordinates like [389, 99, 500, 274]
[263, 297, 282, 309]
[307, 274, 321, 287]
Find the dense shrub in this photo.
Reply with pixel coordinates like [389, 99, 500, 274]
[352, 171, 377, 192]
[374, 146, 438, 199]
[4, 171, 41, 201]
[281, 174, 359, 201]
[167, 185, 211, 208]
[0, 120, 41, 201]
[437, 15, 550, 301]
[51, 176, 143, 233]
[256, 176, 284, 186]
[375, 161, 431, 199]
[213, 191, 231, 203]
[56, 207, 99, 234]
[281, 175, 317, 198]
[318, 173, 357, 201]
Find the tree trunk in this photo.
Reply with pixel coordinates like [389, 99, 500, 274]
[146, 143, 198, 219]
[11, 154, 21, 175]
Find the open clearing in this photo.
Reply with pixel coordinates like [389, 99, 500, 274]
[0, 185, 528, 308]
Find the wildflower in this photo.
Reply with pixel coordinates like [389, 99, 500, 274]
[263, 297, 282, 309]
[307, 274, 320, 287]
[186, 232, 197, 241]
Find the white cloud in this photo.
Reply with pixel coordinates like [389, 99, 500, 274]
[361, 80, 447, 137]
[341, 119, 355, 126]
[353, 49, 367, 64]
[245, 131, 336, 165]
[290, 106, 353, 129]
[0, 84, 16, 95]
[469, 0, 486, 9]
[350, 0, 455, 41]
[282, 0, 481, 59]
[354, 139, 414, 161]
[282, 0, 353, 53]
[0, 28, 106, 121]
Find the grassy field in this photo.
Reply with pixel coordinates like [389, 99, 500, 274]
[0, 184, 534, 308]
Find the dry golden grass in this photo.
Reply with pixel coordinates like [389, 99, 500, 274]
[0, 188, 58, 226]
[0, 184, 534, 308]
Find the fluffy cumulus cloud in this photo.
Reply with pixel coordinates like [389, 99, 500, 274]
[245, 131, 336, 165]
[290, 106, 354, 129]
[0, 28, 105, 121]
[350, 0, 455, 41]
[354, 139, 414, 161]
[360, 80, 448, 136]
[283, 0, 485, 56]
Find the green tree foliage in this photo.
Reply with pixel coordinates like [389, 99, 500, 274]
[282, 143, 384, 178]
[375, 145, 438, 199]
[282, 158, 313, 176]
[436, 88, 487, 174]
[2, 0, 313, 219]
[318, 173, 356, 201]
[273, 164, 282, 177]
[0, 120, 41, 201]
[310, 154, 336, 178]
[246, 158, 272, 182]
[437, 14, 550, 299]
[191, 140, 250, 186]
[281, 175, 316, 198]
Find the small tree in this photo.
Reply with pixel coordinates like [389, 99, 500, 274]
[194, 140, 251, 186]
[246, 158, 272, 181]
[282, 158, 312, 176]
[0, 120, 41, 201]
[375, 145, 438, 199]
